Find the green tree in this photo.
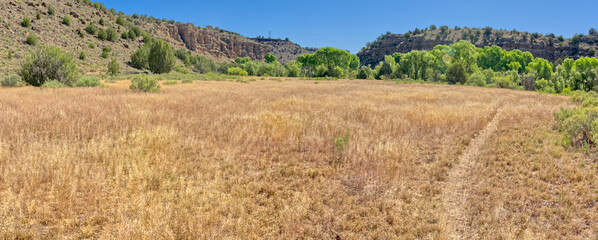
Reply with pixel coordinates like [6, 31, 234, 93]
[148, 40, 176, 74]
[264, 53, 277, 63]
[446, 62, 467, 84]
[131, 43, 150, 69]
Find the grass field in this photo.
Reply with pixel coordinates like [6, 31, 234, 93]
[0, 79, 596, 239]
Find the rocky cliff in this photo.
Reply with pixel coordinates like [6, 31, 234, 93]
[358, 27, 598, 66]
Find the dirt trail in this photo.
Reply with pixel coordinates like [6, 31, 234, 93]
[441, 106, 503, 239]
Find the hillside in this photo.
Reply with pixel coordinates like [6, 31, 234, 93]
[358, 26, 598, 66]
[0, 0, 314, 73]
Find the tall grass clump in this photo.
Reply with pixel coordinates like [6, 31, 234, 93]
[20, 46, 79, 86]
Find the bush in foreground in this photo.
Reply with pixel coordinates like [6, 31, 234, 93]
[21, 46, 79, 86]
[130, 75, 160, 92]
[555, 91, 598, 148]
[1, 74, 24, 87]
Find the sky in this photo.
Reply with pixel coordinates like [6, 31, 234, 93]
[100, 0, 598, 54]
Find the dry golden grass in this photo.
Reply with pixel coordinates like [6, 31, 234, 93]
[0, 79, 593, 239]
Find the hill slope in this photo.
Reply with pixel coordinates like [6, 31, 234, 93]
[0, 0, 314, 73]
[358, 27, 598, 66]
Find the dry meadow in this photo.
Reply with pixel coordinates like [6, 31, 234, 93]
[0, 79, 596, 239]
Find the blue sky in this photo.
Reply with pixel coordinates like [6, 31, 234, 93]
[100, 0, 598, 54]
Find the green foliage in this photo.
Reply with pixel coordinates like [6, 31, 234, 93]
[26, 33, 38, 45]
[121, 31, 129, 39]
[116, 16, 126, 26]
[97, 29, 107, 40]
[128, 29, 137, 39]
[285, 60, 302, 77]
[333, 129, 350, 156]
[235, 57, 250, 64]
[181, 79, 193, 84]
[21, 46, 79, 87]
[148, 40, 176, 74]
[131, 44, 150, 70]
[130, 75, 160, 92]
[555, 92, 598, 148]
[36, 12, 41, 20]
[88, 42, 95, 49]
[107, 58, 120, 76]
[264, 53, 277, 63]
[297, 47, 359, 77]
[163, 80, 178, 85]
[42, 80, 67, 88]
[101, 47, 111, 58]
[62, 15, 71, 26]
[79, 51, 86, 60]
[21, 17, 31, 27]
[356, 65, 373, 79]
[86, 23, 98, 35]
[99, 18, 105, 26]
[75, 76, 103, 87]
[1, 74, 24, 87]
[106, 28, 118, 42]
[47, 6, 55, 15]
[227, 67, 248, 76]
[446, 62, 467, 84]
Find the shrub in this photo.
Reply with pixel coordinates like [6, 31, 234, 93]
[227, 67, 248, 76]
[116, 16, 126, 26]
[1, 74, 24, 87]
[97, 29, 107, 40]
[99, 18, 105, 26]
[130, 75, 160, 92]
[36, 12, 41, 20]
[447, 62, 467, 84]
[131, 44, 150, 69]
[62, 16, 71, 26]
[128, 29, 137, 39]
[86, 23, 98, 35]
[181, 79, 192, 84]
[75, 76, 103, 87]
[148, 40, 176, 74]
[107, 58, 120, 76]
[106, 28, 118, 42]
[21, 17, 31, 27]
[21, 46, 79, 86]
[79, 51, 86, 60]
[88, 42, 95, 49]
[163, 80, 178, 85]
[47, 6, 55, 15]
[26, 33, 38, 45]
[101, 47, 111, 58]
[121, 31, 129, 39]
[333, 129, 350, 158]
[42, 80, 66, 88]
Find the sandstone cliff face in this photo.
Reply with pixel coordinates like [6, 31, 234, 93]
[358, 28, 598, 66]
